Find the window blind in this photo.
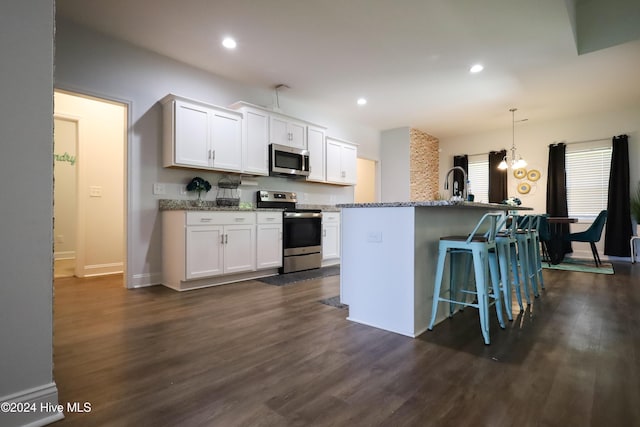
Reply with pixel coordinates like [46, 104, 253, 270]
[468, 156, 489, 203]
[566, 146, 612, 219]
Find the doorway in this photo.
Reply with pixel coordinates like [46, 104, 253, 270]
[355, 157, 377, 203]
[53, 90, 127, 279]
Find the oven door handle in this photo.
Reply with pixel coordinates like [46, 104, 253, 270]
[283, 212, 322, 219]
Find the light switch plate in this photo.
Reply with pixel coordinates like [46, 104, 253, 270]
[89, 186, 102, 197]
[153, 183, 166, 195]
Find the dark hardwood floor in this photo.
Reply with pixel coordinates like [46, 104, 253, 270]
[52, 263, 640, 426]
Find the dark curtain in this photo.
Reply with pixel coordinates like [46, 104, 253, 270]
[604, 134, 631, 256]
[453, 155, 468, 197]
[488, 150, 507, 203]
[546, 143, 572, 255]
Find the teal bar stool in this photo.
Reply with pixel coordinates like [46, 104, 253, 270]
[495, 213, 524, 316]
[530, 215, 549, 291]
[428, 212, 505, 345]
[515, 215, 537, 303]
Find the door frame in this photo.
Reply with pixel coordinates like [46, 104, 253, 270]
[54, 86, 132, 287]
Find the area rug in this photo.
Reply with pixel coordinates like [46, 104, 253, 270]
[319, 295, 348, 310]
[258, 265, 340, 286]
[542, 258, 614, 275]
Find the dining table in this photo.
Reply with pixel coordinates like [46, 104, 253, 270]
[545, 216, 578, 264]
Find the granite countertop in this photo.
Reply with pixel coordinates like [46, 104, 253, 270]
[336, 200, 533, 210]
[297, 204, 340, 212]
[159, 199, 340, 212]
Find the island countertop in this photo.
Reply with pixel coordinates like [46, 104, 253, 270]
[337, 200, 532, 210]
[338, 202, 531, 338]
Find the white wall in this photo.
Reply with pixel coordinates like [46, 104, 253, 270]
[0, 1, 63, 426]
[438, 106, 640, 259]
[54, 20, 381, 287]
[54, 92, 125, 277]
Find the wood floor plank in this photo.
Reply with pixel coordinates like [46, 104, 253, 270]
[52, 262, 640, 426]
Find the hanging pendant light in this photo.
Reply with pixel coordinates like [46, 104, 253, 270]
[498, 108, 527, 170]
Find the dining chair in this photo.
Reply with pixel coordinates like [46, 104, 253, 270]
[564, 210, 608, 267]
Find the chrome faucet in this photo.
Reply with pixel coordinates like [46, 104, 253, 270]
[444, 166, 467, 201]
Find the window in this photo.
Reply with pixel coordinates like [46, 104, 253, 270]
[467, 155, 489, 203]
[566, 144, 612, 220]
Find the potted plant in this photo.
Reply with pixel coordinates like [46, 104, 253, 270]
[186, 176, 211, 204]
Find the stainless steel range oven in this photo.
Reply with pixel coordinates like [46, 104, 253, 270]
[256, 190, 322, 273]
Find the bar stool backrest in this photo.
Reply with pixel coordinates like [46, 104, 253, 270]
[468, 212, 502, 244]
[497, 212, 518, 238]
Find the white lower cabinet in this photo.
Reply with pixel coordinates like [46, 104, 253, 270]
[185, 225, 224, 279]
[256, 212, 283, 269]
[322, 212, 341, 264]
[163, 211, 262, 290]
[222, 224, 256, 274]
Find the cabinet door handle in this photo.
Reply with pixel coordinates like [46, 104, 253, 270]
[220, 234, 224, 244]
[208, 149, 212, 160]
[225, 234, 228, 244]
[234, 217, 245, 222]
[212, 149, 216, 161]
[323, 229, 326, 237]
[200, 217, 212, 222]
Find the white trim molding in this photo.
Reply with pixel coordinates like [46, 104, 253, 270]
[0, 382, 64, 427]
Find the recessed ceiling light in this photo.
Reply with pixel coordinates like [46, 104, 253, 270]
[357, 98, 367, 106]
[470, 64, 484, 73]
[222, 37, 237, 49]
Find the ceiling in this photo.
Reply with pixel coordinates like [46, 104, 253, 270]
[56, 0, 640, 139]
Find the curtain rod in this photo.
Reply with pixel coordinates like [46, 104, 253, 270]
[550, 137, 611, 146]
[460, 150, 504, 157]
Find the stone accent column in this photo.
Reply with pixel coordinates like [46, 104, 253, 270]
[410, 129, 439, 200]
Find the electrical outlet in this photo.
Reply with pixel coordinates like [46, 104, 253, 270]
[367, 231, 383, 243]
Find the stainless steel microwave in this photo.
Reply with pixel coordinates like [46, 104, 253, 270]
[269, 143, 310, 178]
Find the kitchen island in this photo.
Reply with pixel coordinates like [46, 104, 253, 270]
[336, 201, 531, 338]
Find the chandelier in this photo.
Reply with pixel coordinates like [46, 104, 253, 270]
[498, 108, 527, 170]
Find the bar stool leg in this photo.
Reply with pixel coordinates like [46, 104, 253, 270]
[534, 233, 545, 290]
[509, 243, 524, 311]
[517, 236, 532, 305]
[428, 246, 448, 330]
[495, 242, 513, 320]
[527, 233, 540, 297]
[488, 250, 506, 328]
[472, 247, 490, 345]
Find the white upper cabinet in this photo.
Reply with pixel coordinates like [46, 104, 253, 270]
[325, 137, 357, 185]
[231, 103, 269, 175]
[171, 100, 211, 169]
[307, 125, 326, 182]
[163, 95, 242, 173]
[270, 114, 307, 149]
[211, 109, 242, 171]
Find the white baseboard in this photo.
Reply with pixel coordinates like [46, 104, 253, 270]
[53, 251, 75, 261]
[0, 382, 64, 427]
[78, 262, 124, 278]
